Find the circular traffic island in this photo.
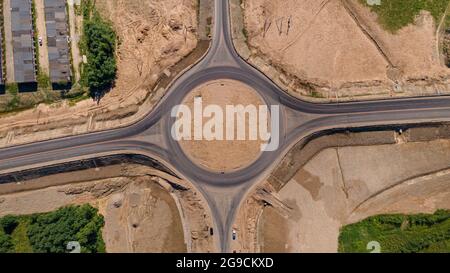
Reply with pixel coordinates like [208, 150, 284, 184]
[176, 79, 270, 173]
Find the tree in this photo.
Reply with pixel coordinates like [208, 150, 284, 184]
[0, 233, 13, 253]
[0, 215, 19, 235]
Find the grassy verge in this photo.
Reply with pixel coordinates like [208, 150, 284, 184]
[11, 217, 33, 253]
[0, 204, 105, 253]
[339, 210, 450, 253]
[360, 0, 450, 32]
[31, 0, 41, 80]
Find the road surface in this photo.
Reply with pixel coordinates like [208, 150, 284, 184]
[0, 0, 450, 252]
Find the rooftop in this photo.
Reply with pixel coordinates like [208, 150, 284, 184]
[11, 0, 37, 84]
[45, 0, 72, 84]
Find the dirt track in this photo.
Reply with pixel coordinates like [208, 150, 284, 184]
[0, 163, 215, 253]
[233, 125, 450, 253]
[238, 0, 450, 101]
[68, 0, 82, 81]
[35, 0, 50, 74]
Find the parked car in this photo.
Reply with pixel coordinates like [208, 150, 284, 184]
[232, 230, 237, 240]
[38, 36, 43, 46]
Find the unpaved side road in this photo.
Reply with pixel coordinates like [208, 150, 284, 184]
[0, 163, 217, 253]
[68, 0, 81, 81]
[35, 0, 50, 74]
[233, 125, 450, 253]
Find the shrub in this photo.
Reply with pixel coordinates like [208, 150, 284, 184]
[0, 233, 13, 253]
[27, 205, 105, 253]
[0, 215, 19, 235]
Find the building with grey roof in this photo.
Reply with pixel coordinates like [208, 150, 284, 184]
[0, 13, 5, 94]
[11, 0, 37, 91]
[45, 0, 72, 89]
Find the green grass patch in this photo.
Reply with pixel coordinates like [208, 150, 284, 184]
[37, 71, 51, 90]
[11, 218, 33, 253]
[0, 204, 105, 253]
[61, 83, 90, 106]
[310, 90, 324, 98]
[31, 0, 40, 71]
[339, 209, 450, 253]
[361, 0, 450, 32]
[4, 84, 20, 112]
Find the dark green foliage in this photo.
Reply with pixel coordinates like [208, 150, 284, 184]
[0, 204, 105, 253]
[81, 0, 95, 20]
[339, 210, 450, 253]
[82, 11, 117, 98]
[0, 233, 13, 253]
[0, 215, 19, 235]
[27, 205, 105, 253]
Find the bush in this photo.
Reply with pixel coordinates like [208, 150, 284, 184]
[0, 215, 19, 235]
[82, 11, 116, 98]
[27, 205, 105, 253]
[0, 233, 13, 253]
[0, 204, 105, 253]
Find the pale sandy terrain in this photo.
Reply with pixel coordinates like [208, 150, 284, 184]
[239, 0, 450, 101]
[0, 176, 185, 253]
[0, 0, 200, 148]
[96, 0, 198, 95]
[244, 0, 388, 86]
[179, 80, 268, 172]
[100, 177, 186, 253]
[260, 141, 450, 253]
[35, 0, 50, 74]
[0, 164, 216, 253]
[232, 133, 450, 253]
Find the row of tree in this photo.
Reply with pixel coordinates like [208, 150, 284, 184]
[0, 205, 105, 253]
[81, 0, 117, 99]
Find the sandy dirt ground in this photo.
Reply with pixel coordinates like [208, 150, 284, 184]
[99, 177, 186, 253]
[0, 0, 201, 148]
[96, 0, 198, 96]
[238, 0, 450, 101]
[232, 129, 450, 253]
[35, 0, 50, 74]
[179, 80, 268, 172]
[0, 163, 216, 253]
[68, 0, 82, 81]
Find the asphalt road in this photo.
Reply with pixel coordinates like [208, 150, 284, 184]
[1, 0, 450, 252]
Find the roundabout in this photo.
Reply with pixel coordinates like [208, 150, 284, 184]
[0, 0, 450, 253]
[176, 79, 269, 172]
